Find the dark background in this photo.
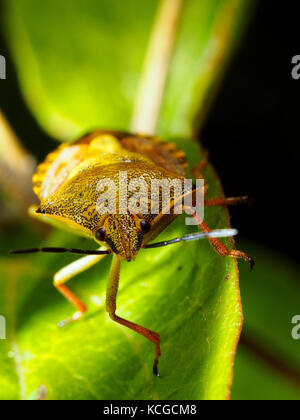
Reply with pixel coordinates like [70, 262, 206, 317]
[0, 0, 299, 260]
[202, 0, 299, 260]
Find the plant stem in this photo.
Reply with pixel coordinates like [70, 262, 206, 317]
[130, 0, 185, 135]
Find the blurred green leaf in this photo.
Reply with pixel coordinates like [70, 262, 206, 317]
[231, 241, 300, 400]
[3, 0, 252, 140]
[0, 141, 243, 400]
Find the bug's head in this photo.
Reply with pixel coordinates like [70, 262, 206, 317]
[95, 214, 151, 262]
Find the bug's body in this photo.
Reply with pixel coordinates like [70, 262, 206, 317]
[13, 130, 253, 375]
[32, 131, 190, 260]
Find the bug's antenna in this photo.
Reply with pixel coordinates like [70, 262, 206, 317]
[144, 229, 238, 249]
[9, 247, 112, 256]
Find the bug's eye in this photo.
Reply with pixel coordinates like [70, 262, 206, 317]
[140, 219, 151, 233]
[95, 227, 106, 241]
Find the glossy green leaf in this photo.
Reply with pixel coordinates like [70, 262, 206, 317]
[0, 0, 254, 400]
[0, 141, 243, 400]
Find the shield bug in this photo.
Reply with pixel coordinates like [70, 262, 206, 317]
[11, 130, 254, 375]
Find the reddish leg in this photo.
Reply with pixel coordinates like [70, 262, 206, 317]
[106, 255, 162, 376]
[192, 152, 209, 196]
[184, 206, 255, 270]
[55, 284, 87, 327]
[53, 252, 107, 327]
[191, 150, 209, 178]
[205, 196, 251, 207]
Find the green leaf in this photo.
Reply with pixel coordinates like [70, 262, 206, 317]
[231, 241, 300, 400]
[3, 0, 252, 140]
[0, 0, 253, 400]
[0, 140, 243, 400]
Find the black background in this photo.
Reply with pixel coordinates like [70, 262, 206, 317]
[0, 0, 299, 260]
[202, 0, 299, 260]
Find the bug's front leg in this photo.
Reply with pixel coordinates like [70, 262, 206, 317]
[184, 206, 255, 270]
[54, 252, 107, 327]
[106, 255, 162, 376]
[54, 283, 87, 327]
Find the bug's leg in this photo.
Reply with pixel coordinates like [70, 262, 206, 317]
[106, 255, 162, 376]
[55, 284, 87, 327]
[191, 152, 209, 195]
[191, 150, 209, 178]
[54, 252, 107, 327]
[204, 196, 251, 207]
[184, 206, 255, 270]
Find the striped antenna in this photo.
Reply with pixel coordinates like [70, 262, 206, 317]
[145, 228, 238, 249]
